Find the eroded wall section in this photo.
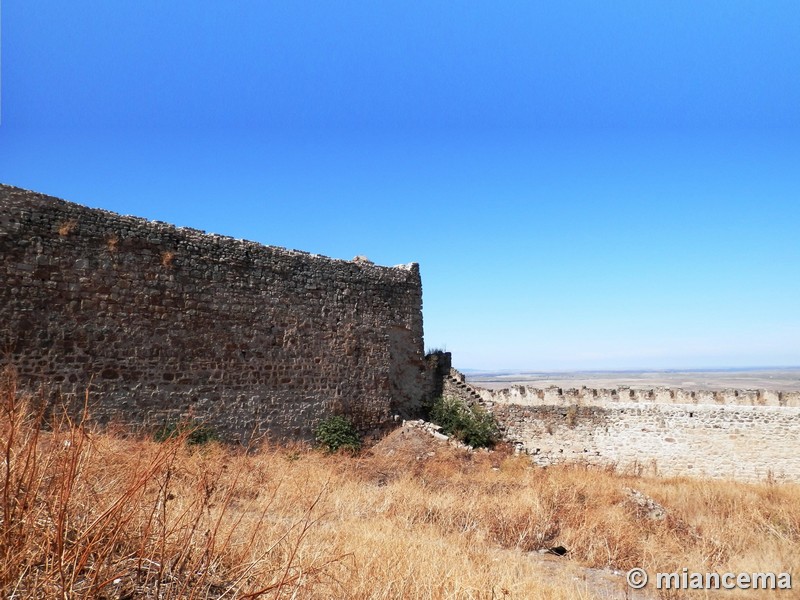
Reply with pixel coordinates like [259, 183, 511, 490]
[0, 184, 427, 441]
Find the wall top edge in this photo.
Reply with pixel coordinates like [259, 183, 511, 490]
[1, 183, 419, 276]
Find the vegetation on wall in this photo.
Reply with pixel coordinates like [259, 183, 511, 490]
[429, 395, 500, 448]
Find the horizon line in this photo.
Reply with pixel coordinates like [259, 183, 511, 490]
[462, 365, 800, 375]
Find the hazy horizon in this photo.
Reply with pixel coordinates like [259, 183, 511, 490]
[465, 365, 800, 393]
[461, 365, 800, 375]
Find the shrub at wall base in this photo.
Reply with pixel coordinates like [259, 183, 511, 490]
[314, 415, 362, 453]
[429, 396, 500, 449]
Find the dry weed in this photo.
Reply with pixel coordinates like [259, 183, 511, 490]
[57, 220, 78, 237]
[2, 379, 798, 599]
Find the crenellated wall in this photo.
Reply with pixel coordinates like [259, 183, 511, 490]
[0, 184, 430, 442]
[473, 384, 800, 481]
[477, 384, 800, 408]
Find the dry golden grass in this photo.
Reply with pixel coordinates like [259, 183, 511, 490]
[57, 219, 78, 237]
[2, 375, 798, 599]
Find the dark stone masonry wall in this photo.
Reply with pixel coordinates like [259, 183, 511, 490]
[0, 184, 429, 442]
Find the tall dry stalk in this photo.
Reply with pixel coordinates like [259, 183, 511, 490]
[0, 372, 341, 599]
[2, 373, 798, 599]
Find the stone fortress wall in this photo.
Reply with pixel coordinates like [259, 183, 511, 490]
[445, 374, 800, 482]
[3, 183, 799, 481]
[0, 184, 432, 442]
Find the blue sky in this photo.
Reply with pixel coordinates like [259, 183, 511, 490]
[2, 1, 799, 370]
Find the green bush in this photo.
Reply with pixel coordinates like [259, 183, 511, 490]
[154, 420, 219, 446]
[314, 415, 361, 453]
[429, 396, 500, 449]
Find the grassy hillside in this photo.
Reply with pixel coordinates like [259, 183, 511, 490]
[2, 376, 797, 599]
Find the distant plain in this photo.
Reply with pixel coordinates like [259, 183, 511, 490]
[468, 367, 800, 391]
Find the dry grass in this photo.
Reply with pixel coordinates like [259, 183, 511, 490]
[106, 235, 120, 253]
[57, 220, 78, 237]
[2, 375, 798, 599]
[161, 251, 176, 268]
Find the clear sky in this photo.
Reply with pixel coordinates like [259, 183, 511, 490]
[2, 1, 799, 370]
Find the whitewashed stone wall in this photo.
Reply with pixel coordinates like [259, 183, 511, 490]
[480, 385, 800, 408]
[480, 385, 800, 481]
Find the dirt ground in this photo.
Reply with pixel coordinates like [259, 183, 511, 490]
[368, 424, 656, 599]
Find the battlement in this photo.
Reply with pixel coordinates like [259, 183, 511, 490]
[470, 382, 800, 482]
[478, 384, 800, 408]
